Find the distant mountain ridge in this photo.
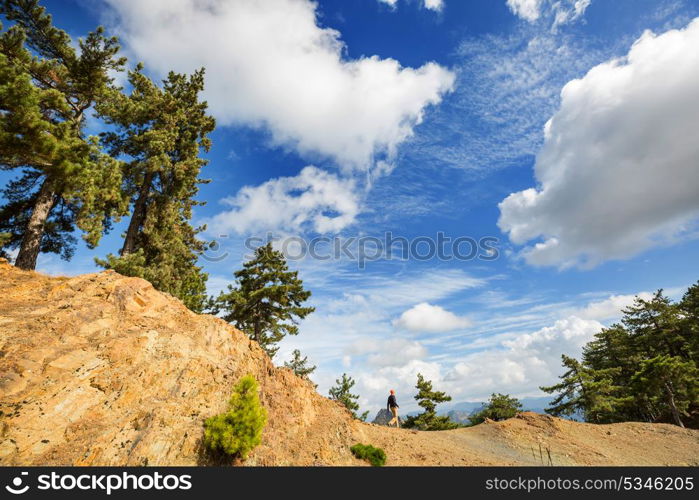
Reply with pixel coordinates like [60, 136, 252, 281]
[444, 396, 553, 414]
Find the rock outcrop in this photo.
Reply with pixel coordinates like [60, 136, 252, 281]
[372, 408, 403, 426]
[0, 260, 361, 465]
[2, 260, 699, 466]
[372, 409, 393, 426]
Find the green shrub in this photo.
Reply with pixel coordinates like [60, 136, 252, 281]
[203, 375, 267, 460]
[350, 443, 387, 466]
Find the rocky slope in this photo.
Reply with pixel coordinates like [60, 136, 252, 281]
[0, 259, 360, 466]
[1, 260, 698, 466]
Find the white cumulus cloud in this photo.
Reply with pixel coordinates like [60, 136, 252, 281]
[573, 293, 654, 321]
[443, 316, 603, 398]
[103, 0, 454, 170]
[205, 166, 359, 235]
[498, 19, 699, 268]
[393, 302, 472, 332]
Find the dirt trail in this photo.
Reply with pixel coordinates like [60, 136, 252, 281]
[356, 412, 699, 465]
[1, 260, 697, 466]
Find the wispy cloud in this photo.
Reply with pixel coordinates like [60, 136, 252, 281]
[377, 0, 444, 12]
[404, 28, 608, 175]
[506, 0, 592, 28]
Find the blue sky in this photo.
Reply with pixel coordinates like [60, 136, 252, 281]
[3, 0, 699, 415]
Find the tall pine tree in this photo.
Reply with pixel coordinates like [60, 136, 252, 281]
[545, 287, 699, 427]
[215, 243, 314, 358]
[94, 66, 215, 312]
[0, 0, 127, 269]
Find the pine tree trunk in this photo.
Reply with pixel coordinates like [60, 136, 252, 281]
[253, 319, 260, 343]
[15, 179, 56, 270]
[664, 381, 685, 428]
[121, 171, 153, 255]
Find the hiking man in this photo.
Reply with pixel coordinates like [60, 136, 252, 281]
[387, 389, 400, 428]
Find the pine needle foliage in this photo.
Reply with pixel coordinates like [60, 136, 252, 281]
[203, 375, 267, 461]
